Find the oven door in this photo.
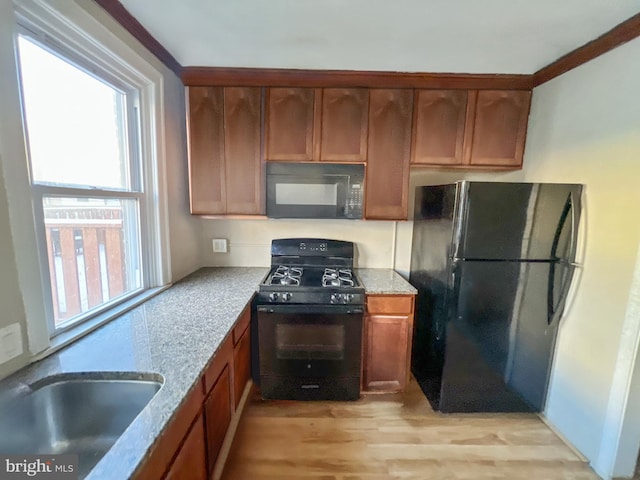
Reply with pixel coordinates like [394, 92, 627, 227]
[257, 304, 363, 378]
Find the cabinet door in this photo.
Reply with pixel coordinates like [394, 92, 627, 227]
[233, 326, 251, 409]
[164, 414, 207, 480]
[224, 87, 263, 214]
[320, 88, 368, 162]
[466, 90, 531, 167]
[363, 314, 410, 392]
[365, 89, 413, 220]
[265, 87, 320, 161]
[204, 364, 232, 476]
[411, 90, 469, 165]
[187, 87, 225, 214]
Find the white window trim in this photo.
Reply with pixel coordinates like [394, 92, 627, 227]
[6, 0, 172, 357]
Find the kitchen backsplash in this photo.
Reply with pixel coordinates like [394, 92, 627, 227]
[201, 218, 413, 277]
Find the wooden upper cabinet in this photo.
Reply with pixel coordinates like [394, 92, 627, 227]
[320, 88, 369, 162]
[466, 90, 531, 167]
[187, 87, 225, 214]
[266, 87, 320, 161]
[365, 89, 413, 220]
[223, 87, 263, 214]
[186, 86, 263, 216]
[411, 90, 469, 165]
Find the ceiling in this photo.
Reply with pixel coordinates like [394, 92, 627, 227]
[117, 0, 640, 74]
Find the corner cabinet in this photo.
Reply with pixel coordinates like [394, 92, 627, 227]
[364, 89, 413, 220]
[186, 86, 263, 215]
[411, 89, 531, 168]
[362, 294, 415, 393]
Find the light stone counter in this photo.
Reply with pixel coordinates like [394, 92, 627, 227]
[357, 268, 417, 295]
[0, 267, 269, 480]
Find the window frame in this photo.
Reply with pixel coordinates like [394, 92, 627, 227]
[10, 1, 171, 348]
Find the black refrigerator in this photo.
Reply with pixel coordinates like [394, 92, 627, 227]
[410, 181, 583, 413]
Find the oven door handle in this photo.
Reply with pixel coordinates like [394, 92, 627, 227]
[257, 305, 364, 315]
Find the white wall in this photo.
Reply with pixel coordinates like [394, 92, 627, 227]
[520, 37, 640, 478]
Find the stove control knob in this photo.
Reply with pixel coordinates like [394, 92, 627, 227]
[269, 292, 279, 302]
[330, 293, 339, 304]
[344, 294, 353, 304]
[281, 292, 292, 302]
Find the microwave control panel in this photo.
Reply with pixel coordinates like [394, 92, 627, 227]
[347, 183, 364, 218]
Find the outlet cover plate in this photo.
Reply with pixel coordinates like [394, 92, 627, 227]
[212, 238, 228, 253]
[0, 323, 23, 365]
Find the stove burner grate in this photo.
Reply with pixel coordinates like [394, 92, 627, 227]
[322, 268, 355, 287]
[270, 266, 303, 286]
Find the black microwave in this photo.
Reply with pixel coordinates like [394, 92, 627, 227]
[266, 163, 364, 219]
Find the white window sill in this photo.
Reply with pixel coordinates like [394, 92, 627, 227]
[32, 285, 171, 362]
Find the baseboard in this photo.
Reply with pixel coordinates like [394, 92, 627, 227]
[538, 412, 590, 463]
[212, 380, 254, 480]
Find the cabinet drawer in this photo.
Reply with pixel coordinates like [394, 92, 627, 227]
[366, 295, 414, 314]
[232, 303, 251, 345]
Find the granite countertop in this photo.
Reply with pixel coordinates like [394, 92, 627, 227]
[0, 267, 269, 480]
[356, 268, 417, 295]
[0, 266, 413, 479]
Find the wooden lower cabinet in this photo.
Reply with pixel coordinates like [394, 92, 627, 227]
[204, 364, 232, 475]
[362, 295, 415, 393]
[164, 414, 207, 480]
[233, 327, 251, 409]
[135, 303, 253, 480]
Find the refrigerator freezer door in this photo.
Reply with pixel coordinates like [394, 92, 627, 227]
[455, 182, 582, 261]
[439, 260, 557, 412]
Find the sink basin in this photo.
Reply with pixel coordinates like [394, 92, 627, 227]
[0, 372, 163, 479]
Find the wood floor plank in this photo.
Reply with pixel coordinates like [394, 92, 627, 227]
[220, 377, 600, 479]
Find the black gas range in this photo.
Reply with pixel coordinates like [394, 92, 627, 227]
[257, 239, 364, 306]
[255, 238, 364, 401]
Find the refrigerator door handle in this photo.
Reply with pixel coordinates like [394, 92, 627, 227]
[547, 193, 575, 325]
[568, 191, 579, 266]
[549, 262, 577, 325]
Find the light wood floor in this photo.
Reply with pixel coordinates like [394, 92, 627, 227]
[221, 377, 600, 480]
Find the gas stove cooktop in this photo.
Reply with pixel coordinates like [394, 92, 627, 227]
[257, 239, 364, 305]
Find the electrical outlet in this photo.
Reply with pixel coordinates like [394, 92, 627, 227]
[212, 238, 229, 253]
[0, 323, 23, 365]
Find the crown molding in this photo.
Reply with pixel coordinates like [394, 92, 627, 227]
[533, 12, 640, 86]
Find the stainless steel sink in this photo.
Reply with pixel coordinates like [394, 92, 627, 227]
[0, 372, 163, 479]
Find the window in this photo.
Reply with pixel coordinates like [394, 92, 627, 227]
[16, 33, 153, 334]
